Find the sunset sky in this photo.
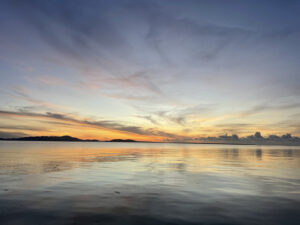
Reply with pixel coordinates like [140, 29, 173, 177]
[0, 0, 300, 142]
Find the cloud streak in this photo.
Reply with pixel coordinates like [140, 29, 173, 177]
[0, 109, 179, 139]
[0, 131, 28, 139]
[10, 86, 72, 111]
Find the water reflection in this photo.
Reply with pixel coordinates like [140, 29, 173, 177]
[256, 149, 262, 160]
[0, 141, 300, 225]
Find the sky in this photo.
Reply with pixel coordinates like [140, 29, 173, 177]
[0, 0, 300, 142]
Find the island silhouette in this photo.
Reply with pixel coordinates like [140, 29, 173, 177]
[0, 135, 137, 143]
[0, 132, 300, 145]
[0, 135, 99, 142]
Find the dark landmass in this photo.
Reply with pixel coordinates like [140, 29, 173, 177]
[0, 136, 137, 143]
[109, 139, 137, 142]
[1, 132, 300, 146]
[0, 135, 99, 142]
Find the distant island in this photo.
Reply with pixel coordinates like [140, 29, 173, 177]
[0, 135, 99, 142]
[0, 135, 139, 143]
[109, 139, 136, 142]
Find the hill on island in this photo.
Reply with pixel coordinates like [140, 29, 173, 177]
[0, 135, 140, 143]
[0, 135, 99, 142]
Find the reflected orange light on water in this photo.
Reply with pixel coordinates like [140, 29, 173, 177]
[1, 142, 299, 179]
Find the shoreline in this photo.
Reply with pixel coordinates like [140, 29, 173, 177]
[1, 139, 300, 147]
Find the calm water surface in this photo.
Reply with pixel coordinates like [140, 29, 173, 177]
[0, 141, 300, 225]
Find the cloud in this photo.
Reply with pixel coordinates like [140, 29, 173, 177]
[0, 131, 28, 138]
[80, 71, 164, 100]
[201, 101, 300, 125]
[106, 72, 162, 95]
[133, 1, 298, 67]
[146, 16, 249, 64]
[34, 75, 64, 85]
[8, 0, 127, 61]
[0, 109, 179, 139]
[136, 115, 159, 125]
[149, 103, 214, 126]
[136, 111, 186, 126]
[11, 86, 71, 111]
[239, 101, 300, 117]
[153, 111, 185, 125]
[0, 125, 46, 132]
[196, 132, 300, 145]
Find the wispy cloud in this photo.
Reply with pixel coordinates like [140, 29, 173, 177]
[79, 71, 164, 101]
[0, 131, 28, 138]
[239, 101, 300, 117]
[0, 109, 179, 139]
[10, 86, 71, 111]
[34, 75, 64, 85]
[138, 103, 215, 126]
[136, 115, 159, 125]
[0, 125, 47, 132]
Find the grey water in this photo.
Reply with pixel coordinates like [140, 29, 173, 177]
[0, 141, 300, 225]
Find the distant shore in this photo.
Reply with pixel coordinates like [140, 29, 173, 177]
[0, 136, 138, 143]
[1, 135, 300, 146]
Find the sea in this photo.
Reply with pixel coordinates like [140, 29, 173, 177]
[0, 141, 299, 225]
